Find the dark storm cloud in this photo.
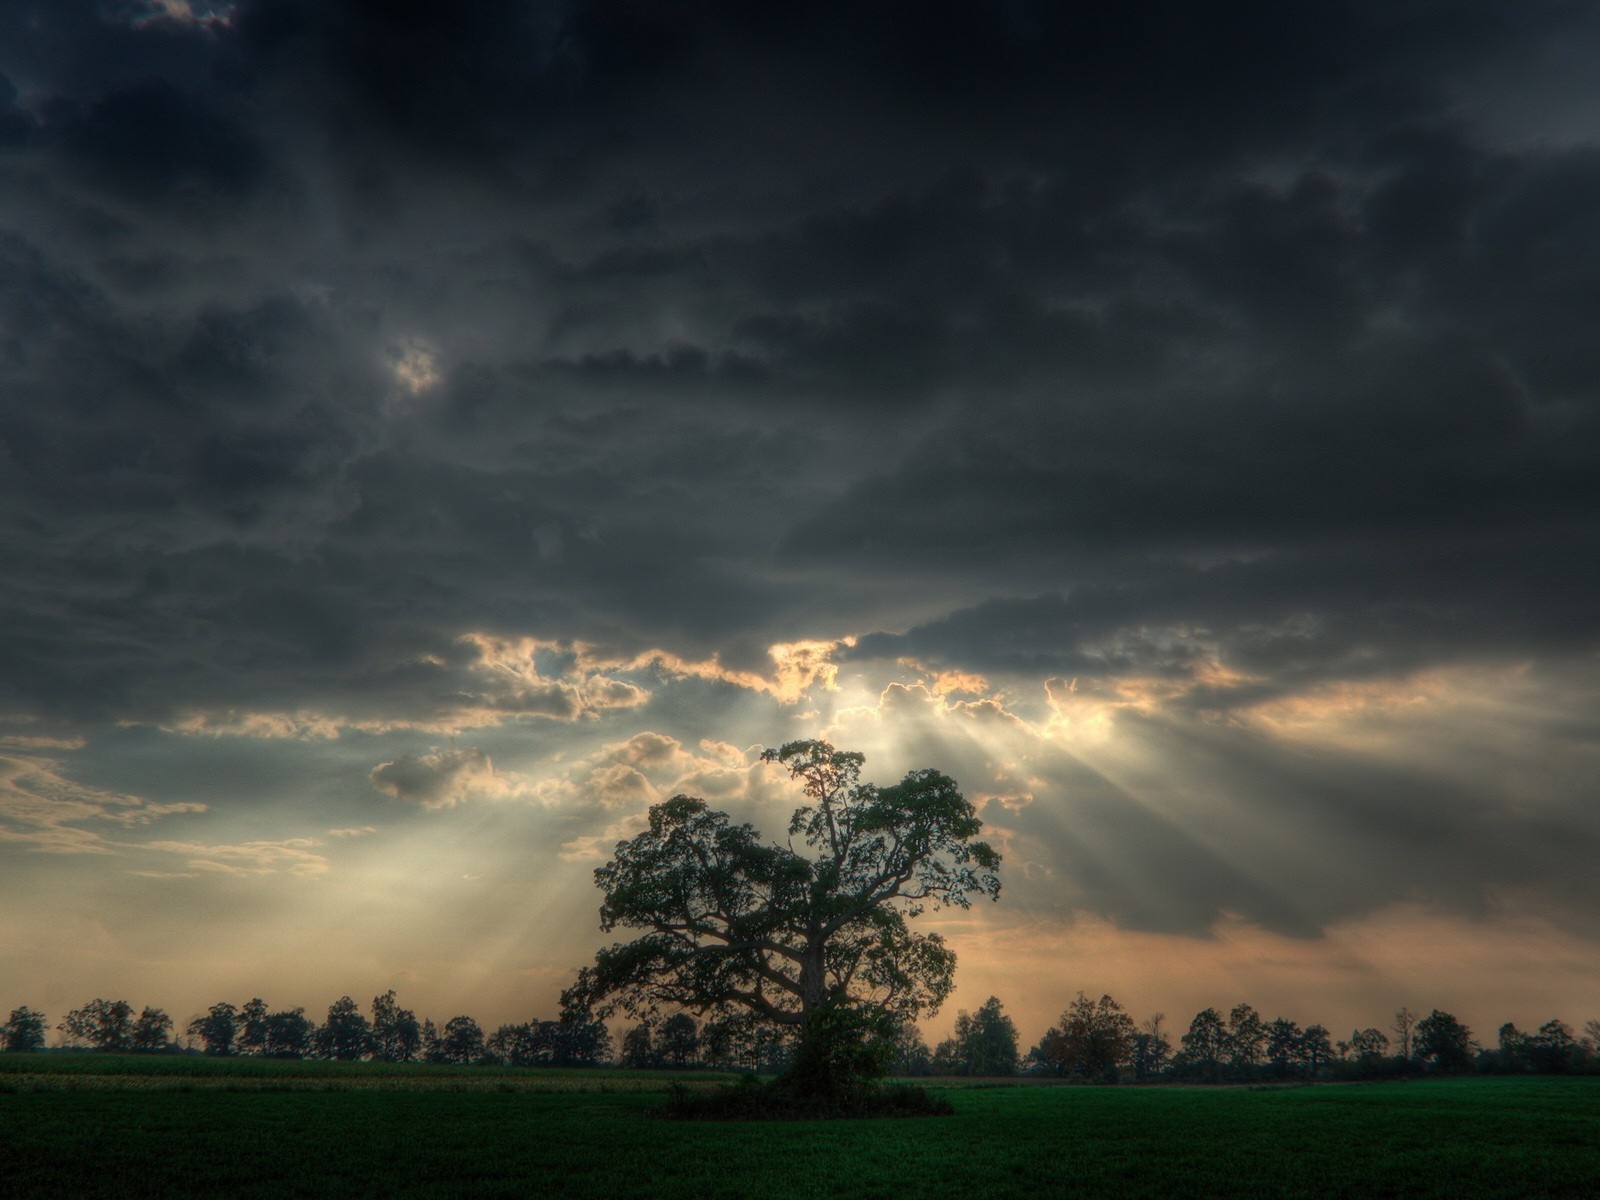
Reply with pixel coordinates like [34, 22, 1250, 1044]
[2, 1, 1599, 756]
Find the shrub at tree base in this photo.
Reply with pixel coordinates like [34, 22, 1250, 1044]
[661, 1074, 954, 1120]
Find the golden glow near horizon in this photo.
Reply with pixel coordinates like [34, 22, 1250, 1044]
[4, 635, 1599, 1047]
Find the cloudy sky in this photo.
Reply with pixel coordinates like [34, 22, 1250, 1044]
[3, 0, 1599, 1045]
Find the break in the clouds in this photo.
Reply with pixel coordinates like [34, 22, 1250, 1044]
[2, 1, 1599, 1038]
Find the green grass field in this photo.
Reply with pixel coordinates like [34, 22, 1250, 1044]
[1, 1055, 1595, 1198]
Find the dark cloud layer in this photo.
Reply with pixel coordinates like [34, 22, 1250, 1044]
[2, 0, 1600, 949]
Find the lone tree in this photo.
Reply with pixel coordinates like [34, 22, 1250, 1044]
[564, 739, 1000, 1097]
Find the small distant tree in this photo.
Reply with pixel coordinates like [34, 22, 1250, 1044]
[1226, 1004, 1266, 1077]
[238, 998, 270, 1056]
[886, 1021, 932, 1076]
[436, 1016, 485, 1065]
[550, 1009, 611, 1067]
[1392, 1007, 1416, 1063]
[1348, 1027, 1390, 1075]
[619, 1024, 657, 1068]
[368, 990, 422, 1063]
[1033, 993, 1135, 1082]
[1495, 1022, 1529, 1073]
[59, 999, 134, 1052]
[420, 1018, 442, 1063]
[3, 1006, 47, 1052]
[316, 996, 370, 1061]
[1527, 1020, 1579, 1075]
[1129, 1014, 1171, 1081]
[130, 1007, 173, 1053]
[1349, 1027, 1389, 1059]
[1175, 1008, 1227, 1082]
[487, 1023, 539, 1067]
[1298, 1024, 1334, 1077]
[263, 1008, 314, 1059]
[187, 1003, 238, 1056]
[938, 996, 1018, 1076]
[657, 1013, 701, 1069]
[701, 1012, 792, 1074]
[1415, 1010, 1475, 1074]
[1265, 1018, 1303, 1079]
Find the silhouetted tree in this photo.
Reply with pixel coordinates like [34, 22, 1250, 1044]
[700, 1012, 792, 1073]
[420, 1018, 442, 1062]
[436, 1016, 485, 1065]
[619, 1023, 657, 1068]
[1415, 1009, 1475, 1074]
[550, 1009, 611, 1066]
[564, 740, 1000, 1098]
[316, 996, 370, 1061]
[483, 1013, 608, 1068]
[1347, 1026, 1390, 1075]
[1033, 993, 1135, 1082]
[3, 1006, 47, 1052]
[486, 1023, 539, 1067]
[1495, 1022, 1529, 1073]
[238, 998, 270, 1056]
[1130, 1014, 1171, 1081]
[130, 1007, 173, 1053]
[187, 1003, 238, 1056]
[936, 996, 1018, 1076]
[59, 999, 134, 1051]
[1265, 1018, 1303, 1079]
[1175, 1008, 1227, 1082]
[368, 990, 422, 1063]
[1528, 1020, 1579, 1074]
[658, 1013, 701, 1068]
[1223, 1004, 1266, 1077]
[263, 1008, 314, 1058]
[885, 1020, 932, 1076]
[1349, 1027, 1389, 1060]
[1298, 1024, 1334, 1077]
[1392, 1006, 1416, 1063]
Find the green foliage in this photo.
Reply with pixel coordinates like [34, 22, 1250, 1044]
[935, 996, 1019, 1076]
[565, 740, 1000, 1099]
[1033, 993, 1135, 1082]
[779, 1000, 896, 1099]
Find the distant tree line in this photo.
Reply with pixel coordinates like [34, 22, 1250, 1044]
[1011, 997, 1600, 1083]
[7, 992, 1599, 1081]
[0, 992, 611, 1067]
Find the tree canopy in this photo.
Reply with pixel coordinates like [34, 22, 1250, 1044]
[564, 739, 1000, 1093]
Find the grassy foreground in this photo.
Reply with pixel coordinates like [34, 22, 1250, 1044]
[1, 1056, 1596, 1198]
